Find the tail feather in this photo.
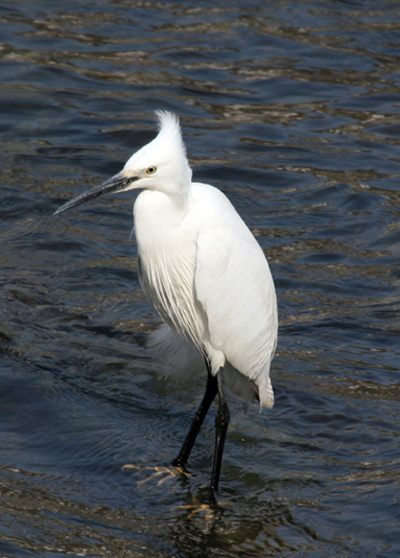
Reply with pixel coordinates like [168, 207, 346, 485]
[147, 323, 206, 381]
[147, 323, 273, 409]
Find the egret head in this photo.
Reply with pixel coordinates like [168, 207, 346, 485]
[54, 111, 192, 215]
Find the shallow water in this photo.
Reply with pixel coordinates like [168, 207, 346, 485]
[1, 1, 400, 556]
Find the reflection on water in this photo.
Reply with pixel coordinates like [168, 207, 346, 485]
[1, 1, 400, 557]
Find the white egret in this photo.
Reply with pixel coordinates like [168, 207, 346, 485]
[54, 111, 278, 505]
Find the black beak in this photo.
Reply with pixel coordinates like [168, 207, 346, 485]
[54, 172, 138, 215]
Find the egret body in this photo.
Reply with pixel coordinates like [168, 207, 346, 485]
[55, 111, 278, 504]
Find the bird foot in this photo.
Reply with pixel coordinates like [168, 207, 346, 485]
[122, 464, 190, 487]
[176, 501, 217, 520]
[175, 493, 228, 518]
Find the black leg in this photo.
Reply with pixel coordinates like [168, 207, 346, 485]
[210, 367, 230, 505]
[172, 363, 218, 469]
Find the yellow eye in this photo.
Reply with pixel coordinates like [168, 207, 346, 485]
[146, 166, 157, 176]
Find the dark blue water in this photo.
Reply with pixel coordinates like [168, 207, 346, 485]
[1, 1, 400, 556]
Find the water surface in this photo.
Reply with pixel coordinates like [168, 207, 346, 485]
[1, 1, 400, 557]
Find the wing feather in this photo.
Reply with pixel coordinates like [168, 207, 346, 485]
[193, 184, 277, 408]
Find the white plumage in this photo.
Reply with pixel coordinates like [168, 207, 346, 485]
[129, 113, 277, 407]
[54, 110, 278, 504]
[141, 182, 277, 409]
